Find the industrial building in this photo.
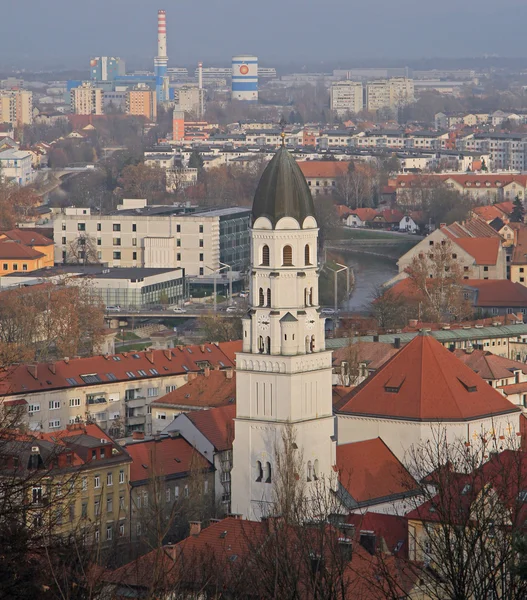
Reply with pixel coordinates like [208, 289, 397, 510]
[90, 57, 126, 81]
[231, 55, 258, 102]
[154, 9, 169, 103]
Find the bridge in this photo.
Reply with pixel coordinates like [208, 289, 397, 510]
[40, 164, 99, 178]
[105, 307, 351, 320]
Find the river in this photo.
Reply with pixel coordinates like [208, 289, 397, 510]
[342, 252, 398, 313]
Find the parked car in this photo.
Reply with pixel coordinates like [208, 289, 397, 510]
[107, 305, 121, 312]
[320, 308, 336, 315]
[239, 291, 249, 298]
[226, 306, 239, 313]
[172, 307, 187, 313]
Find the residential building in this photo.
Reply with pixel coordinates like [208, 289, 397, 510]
[463, 279, 527, 316]
[53, 202, 251, 276]
[396, 219, 507, 281]
[150, 368, 236, 433]
[0, 423, 132, 547]
[174, 86, 204, 117]
[172, 109, 184, 142]
[0, 149, 33, 185]
[0, 89, 33, 126]
[330, 81, 364, 115]
[70, 83, 103, 115]
[365, 78, 414, 112]
[0, 229, 53, 275]
[126, 87, 156, 121]
[163, 403, 236, 512]
[0, 343, 238, 436]
[345, 208, 378, 228]
[296, 160, 349, 195]
[125, 434, 214, 543]
[452, 348, 527, 391]
[336, 333, 521, 463]
[511, 227, 527, 287]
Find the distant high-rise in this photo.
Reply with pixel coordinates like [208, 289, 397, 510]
[90, 57, 125, 81]
[154, 9, 169, 103]
[330, 81, 364, 116]
[126, 86, 157, 121]
[71, 83, 103, 115]
[231, 55, 258, 102]
[0, 89, 33, 126]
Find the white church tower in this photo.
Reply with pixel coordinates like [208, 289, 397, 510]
[231, 141, 336, 520]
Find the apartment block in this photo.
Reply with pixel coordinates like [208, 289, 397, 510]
[126, 87, 157, 121]
[0, 343, 238, 436]
[0, 89, 33, 126]
[70, 83, 103, 115]
[330, 81, 364, 115]
[53, 202, 251, 276]
[366, 77, 414, 112]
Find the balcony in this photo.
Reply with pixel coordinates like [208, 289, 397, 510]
[125, 397, 146, 409]
[126, 415, 146, 427]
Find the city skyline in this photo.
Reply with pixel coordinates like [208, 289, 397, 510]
[4, 0, 527, 69]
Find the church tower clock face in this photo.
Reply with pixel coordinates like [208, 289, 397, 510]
[305, 316, 316, 330]
[257, 313, 270, 330]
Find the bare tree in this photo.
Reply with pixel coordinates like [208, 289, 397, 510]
[65, 233, 99, 266]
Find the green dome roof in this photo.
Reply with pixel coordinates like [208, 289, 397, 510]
[252, 146, 316, 227]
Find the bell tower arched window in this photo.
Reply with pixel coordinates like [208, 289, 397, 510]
[256, 461, 263, 482]
[266, 288, 271, 307]
[259, 288, 265, 307]
[261, 245, 270, 266]
[265, 462, 272, 483]
[305, 244, 311, 265]
[283, 245, 293, 266]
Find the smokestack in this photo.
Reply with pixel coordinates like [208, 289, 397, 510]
[157, 10, 167, 59]
[198, 62, 203, 90]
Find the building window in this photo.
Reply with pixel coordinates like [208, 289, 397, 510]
[49, 420, 60, 429]
[484, 266, 489, 272]
[266, 288, 271, 307]
[119, 523, 125, 537]
[177, 253, 181, 261]
[113, 238, 121, 246]
[199, 253, 204, 261]
[199, 239, 204, 247]
[49, 400, 60, 410]
[107, 472, 113, 486]
[62, 237, 66, 245]
[166, 488, 171, 503]
[177, 239, 181, 247]
[113, 252, 121, 260]
[199, 224, 203, 233]
[147, 387, 159, 397]
[107, 496, 113, 513]
[94, 499, 100, 516]
[94, 476, 100, 489]
[119, 495, 125, 509]
[113, 224, 121, 232]
[176, 224, 181, 233]
[78, 223, 86, 231]
[256, 460, 263, 482]
[305, 244, 311, 265]
[119, 470, 125, 484]
[265, 462, 272, 483]
[132, 223, 137, 232]
[175, 485, 179, 499]
[261, 245, 270, 266]
[106, 525, 113, 541]
[94, 529, 100, 543]
[283, 245, 293, 266]
[132, 238, 137, 246]
[259, 287, 265, 307]
[136, 523, 141, 536]
[97, 223, 101, 231]
[199, 267, 204, 276]
[133, 252, 137, 260]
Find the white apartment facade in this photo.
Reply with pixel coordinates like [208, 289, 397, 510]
[54, 202, 251, 276]
[70, 83, 104, 115]
[330, 81, 364, 115]
[366, 78, 414, 112]
[0, 149, 34, 185]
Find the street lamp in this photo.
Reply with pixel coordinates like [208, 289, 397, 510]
[323, 262, 349, 313]
[205, 261, 232, 313]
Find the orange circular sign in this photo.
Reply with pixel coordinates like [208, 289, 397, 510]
[239, 64, 249, 75]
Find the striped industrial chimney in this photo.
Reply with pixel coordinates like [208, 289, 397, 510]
[154, 9, 169, 102]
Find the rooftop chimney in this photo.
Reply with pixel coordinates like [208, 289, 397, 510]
[198, 62, 203, 90]
[225, 368, 234, 379]
[132, 431, 145, 441]
[27, 364, 38, 380]
[145, 351, 155, 364]
[189, 521, 202, 536]
[373, 335, 379, 343]
[188, 372, 197, 380]
[48, 363, 56, 375]
[393, 337, 401, 349]
[204, 367, 210, 377]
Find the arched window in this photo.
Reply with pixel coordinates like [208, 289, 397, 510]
[307, 461, 312, 482]
[261, 245, 270, 266]
[265, 462, 272, 483]
[310, 287, 314, 306]
[266, 288, 271, 307]
[265, 336, 271, 355]
[256, 461, 263, 482]
[305, 336, 311, 354]
[305, 244, 311, 265]
[310, 335, 315, 353]
[258, 336, 264, 354]
[259, 288, 265, 307]
[313, 459, 319, 481]
[304, 288, 309, 307]
[283, 245, 293, 266]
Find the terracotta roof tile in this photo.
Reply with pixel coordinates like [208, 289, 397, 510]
[187, 404, 236, 451]
[446, 236, 500, 265]
[151, 370, 236, 409]
[347, 512, 409, 557]
[512, 226, 527, 265]
[0, 229, 53, 246]
[453, 348, 527, 380]
[338, 334, 520, 421]
[336, 438, 417, 504]
[0, 241, 45, 260]
[464, 279, 527, 307]
[126, 436, 211, 483]
[297, 161, 349, 179]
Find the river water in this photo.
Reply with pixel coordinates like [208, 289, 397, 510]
[341, 252, 398, 313]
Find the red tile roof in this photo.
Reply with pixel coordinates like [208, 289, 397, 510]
[126, 436, 211, 483]
[453, 348, 527, 380]
[151, 370, 236, 410]
[0, 241, 44, 260]
[350, 207, 378, 222]
[443, 234, 501, 265]
[0, 343, 237, 397]
[464, 279, 527, 307]
[495, 200, 514, 215]
[472, 205, 509, 223]
[297, 161, 349, 179]
[338, 334, 520, 421]
[512, 226, 527, 265]
[0, 229, 53, 246]
[336, 204, 353, 218]
[347, 512, 409, 557]
[336, 438, 417, 504]
[187, 404, 236, 451]
[332, 341, 400, 371]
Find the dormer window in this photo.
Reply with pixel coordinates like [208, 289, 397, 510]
[384, 374, 405, 393]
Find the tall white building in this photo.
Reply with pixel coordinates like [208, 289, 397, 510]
[330, 80, 364, 116]
[70, 83, 103, 115]
[0, 89, 33, 126]
[366, 77, 414, 112]
[230, 143, 336, 520]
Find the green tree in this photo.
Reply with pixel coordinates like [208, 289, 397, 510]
[511, 195, 525, 223]
[188, 150, 204, 171]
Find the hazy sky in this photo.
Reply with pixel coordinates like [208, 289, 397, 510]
[3, 0, 527, 69]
